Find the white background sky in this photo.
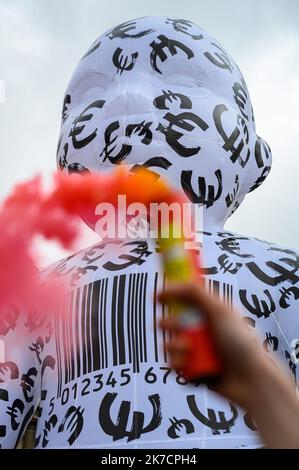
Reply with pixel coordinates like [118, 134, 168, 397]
[0, 0, 299, 264]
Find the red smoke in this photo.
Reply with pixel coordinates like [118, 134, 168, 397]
[0, 167, 172, 316]
[0, 176, 79, 316]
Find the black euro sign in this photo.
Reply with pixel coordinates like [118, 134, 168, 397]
[157, 112, 209, 157]
[68, 163, 91, 176]
[213, 104, 250, 168]
[249, 166, 271, 193]
[217, 231, 236, 238]
[279, 286, 299, 309]
[47, 257, 75, 280]
[291, 341, 299, 364]
[263, 332, 279, 352]
[41, 355, 56, 378]
[81, 240, 122, 264]
[216, 236, 252, 258]
[62, 94, 71, 123]
[232, 80, 249, 121]
[153, 89, 192, 110]
[130, 156, 172, 181]
[82, 246, 105, 264]
[165, 18, 203, 40]
[5, 401, 35, 448]
[227, 199, 240, 217]
[69, 100, 105, 150]
[167, 416, 195, 439]
[254, 136, 272, 169]
[100, 120, 153, 164]
[29, 336, 44, 364]
[199, 265, 218, 275]
[0, 388, 8, 438]
[100, 121, 131, 164]
[218, 254, 242, 274]
[106, 20, 154, 40]
[270, 247, 298, 256]
[0, 305, 19, 336]
[58, 406, 85, 446]
[243, 412, 258, 431]
[71, 265, 98, 287]
[126, 121, 153, 144]
[57, 142, 69, 171]
[103, 241, 152, 271]
[0, 361, 19, 383]
[42, 414, 58, 448]
[112, 47, 138, 75]
[99, 392, 162, 442]
[239, 289, 275, 319]
[6, 398, 25, 431]
[246, 253, 299, 286]
[187, 395, 238, 435]
[204, 43, 234, 72]
[24, 310, 45, 332]
[34, 390, 48, 448]
[181, 169, 222, 207]
[225, 175, 240, 208]
[150, 34, 194, 74]
[20, 367, 38, 402]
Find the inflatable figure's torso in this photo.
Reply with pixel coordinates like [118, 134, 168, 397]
[2, 231, 298, 449]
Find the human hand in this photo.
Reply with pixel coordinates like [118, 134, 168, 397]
[158, 282, 275, 409]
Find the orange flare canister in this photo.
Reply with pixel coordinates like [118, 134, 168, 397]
[158, 219, 222, 381]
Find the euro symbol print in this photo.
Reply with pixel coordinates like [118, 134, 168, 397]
[99, 392, 162, 442]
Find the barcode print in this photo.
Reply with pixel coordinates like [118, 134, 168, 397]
[119, 272, 148, 370]
[55, 273, 167, 396]
[55, 279, 109, 396]
[55, 275, 233, 396]
[206, 279, 234, 309]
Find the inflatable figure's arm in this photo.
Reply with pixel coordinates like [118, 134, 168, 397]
[275, 295, 299, 385]
[271, 248, 299, 385]
[0, 307, 43, 448]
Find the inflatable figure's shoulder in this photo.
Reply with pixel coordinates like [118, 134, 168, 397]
[42, 238, 160, 289]
[201, 229, 299, 382]
[202, 229, 299, 284]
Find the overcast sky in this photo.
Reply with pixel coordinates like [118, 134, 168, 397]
[0, 0, 299, 264]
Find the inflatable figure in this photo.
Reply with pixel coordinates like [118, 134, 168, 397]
[1, 16, 299, 449]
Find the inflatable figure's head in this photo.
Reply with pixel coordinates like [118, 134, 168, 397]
[57, 16, 272, 228]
